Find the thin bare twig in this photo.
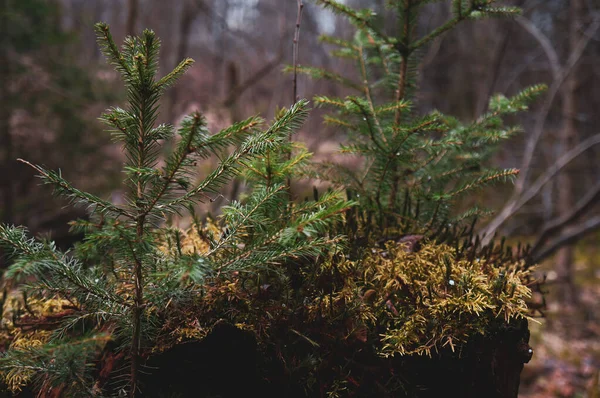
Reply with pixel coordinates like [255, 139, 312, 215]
[293, 0, 304, 104]
[482, 133, 600, 245]
[515, 16, 560, 79]
[533, 215, 600, 262]
[517, 134, 600, 211]
[531, 180, 600, 255]
[288, 0, 304, 199]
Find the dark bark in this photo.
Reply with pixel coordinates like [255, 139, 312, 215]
[0, 0, 13, 227]
[126, 0, 139, 36]
[133, 319, 532, 398]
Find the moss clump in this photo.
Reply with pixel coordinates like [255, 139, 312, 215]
[156, 227, 533, 358]
[362, 241, 533, 356]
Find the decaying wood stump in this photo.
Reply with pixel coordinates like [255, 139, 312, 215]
[136, 318, 532, 398]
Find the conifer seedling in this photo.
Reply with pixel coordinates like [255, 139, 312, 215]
[296, 0, 546, 240]
[0, 23, 349, 397]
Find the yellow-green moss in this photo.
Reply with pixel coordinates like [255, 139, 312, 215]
[300, 240, 535, 357]
[159, 228, 535, 357]
[364, 241, 533, 356]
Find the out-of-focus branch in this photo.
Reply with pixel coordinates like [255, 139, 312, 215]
[531, 180, 600, 256]
[222, 53, 284, 107]
[532, 215, 600, 262]
[515, 15, 560, 79]
[482, 133, 600, 244]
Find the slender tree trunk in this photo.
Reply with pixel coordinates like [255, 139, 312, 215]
[0, 0, 14, 227]
[167, 0, 198, 123]
[130, 82, 148, 398]
[130, 218, 145, 397]
[212, 0, 229, 97]
[127, 0, 139, 36]
[555, 0, 582, 306]
[226, 61, 240, 121]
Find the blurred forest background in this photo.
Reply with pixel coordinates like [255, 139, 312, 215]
[1, 0, 599, 396]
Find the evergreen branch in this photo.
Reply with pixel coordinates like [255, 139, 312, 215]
[450, 206, 494, 223]
[156, 58, 195, 91]
[209, 185, 286, 256]
[394, 117, 442, 150]
[411, 3, 477, 51]
[411, 18, 463, 52]
[285, 195, 353, 238]
[0, 225, 128, 307]
[281, 150, 313, 177]
[41, 258, 130, 308]
[17, 159, 133, 219]
[0, 335, 110, 396]
[52, 310, 125, 341]
[94, 22, 132, 78]
[348, 97, 385, 151]
[217, 236, 343, 273]
[375, 101, 410, 115]
[162, 145, 246, 211]
[318, 34, 357, 50]
[164, 101, 309, 212]
[216, 115, 264, 142]
[323, 115, 353, 128]
[100, 107, 137, 148]
[315, 0, 393, 46]
[191, 114, 263, 160]
[442, 168, 519, 199]
[0, 225, 42, 259]
[484, 84, 547, 119]
[469, 6, 521, 19]
[143, 113, 204, 217]
[313, 95, 347, 108]
[315, 0, 363, 20]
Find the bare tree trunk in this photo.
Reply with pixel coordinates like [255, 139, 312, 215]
[555, 0, 583, 306]
[0, 0, 13, 227]
[127, 0, 139, 36]
[225, 61, 240, 121]
[210, 61, 240, 214]
[167, 0, 199, 122]
[212, 0, 230, 97]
